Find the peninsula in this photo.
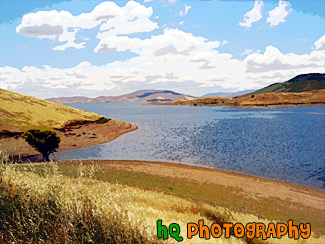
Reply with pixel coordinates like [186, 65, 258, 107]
[0, 89, 137, 157]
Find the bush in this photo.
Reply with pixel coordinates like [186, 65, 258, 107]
[96, 117, 111, 124]
[23, 129, 60, 161]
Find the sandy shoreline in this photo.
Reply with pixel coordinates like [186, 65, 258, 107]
[1, 119, 138, 157]
[37, 159, 325, 211]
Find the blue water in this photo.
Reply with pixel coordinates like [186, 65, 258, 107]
[53, 103, 325, 189]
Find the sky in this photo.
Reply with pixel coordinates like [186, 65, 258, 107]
[0, 0, 324, 99]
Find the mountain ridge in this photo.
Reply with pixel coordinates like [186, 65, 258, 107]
[47, 89, 195, 104]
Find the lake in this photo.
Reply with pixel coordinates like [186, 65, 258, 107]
[53, 103, 325, 189]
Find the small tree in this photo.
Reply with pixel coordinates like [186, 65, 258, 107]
[23, 129, 60, 161]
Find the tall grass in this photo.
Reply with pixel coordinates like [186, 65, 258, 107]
[0, 155, 324, 243]
[0, 160, 244, 243]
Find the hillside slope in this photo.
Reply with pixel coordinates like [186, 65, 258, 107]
[148, 89, 325, 108]
[47, 89, 195, 103]
[0, 89, 102, 132]
[248, 73, 325, 95]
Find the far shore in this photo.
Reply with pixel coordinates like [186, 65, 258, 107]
[146, 89, 325, 108]
[147, 102, 325, 109]
[1, 119, 138, 158]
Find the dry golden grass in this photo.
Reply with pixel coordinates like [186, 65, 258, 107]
[1, 159, 324, 243]
[148, 89, 325, 108]
[0, 89, 102, 132]
[234, 89, 325, 107]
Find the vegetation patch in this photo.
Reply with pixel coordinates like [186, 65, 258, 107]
[95, 117, 111, 124]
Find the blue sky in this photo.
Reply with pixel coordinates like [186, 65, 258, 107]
[0, 0, 324, 98]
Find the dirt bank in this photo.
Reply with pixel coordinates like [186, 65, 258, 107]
[0, 120, 137, 157]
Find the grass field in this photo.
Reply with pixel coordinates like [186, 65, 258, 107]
[1, 154, 324, 243]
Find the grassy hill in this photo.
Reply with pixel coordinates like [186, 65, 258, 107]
[148, 74, 325, 108]
[248, 73, 325, 95]
[148, 89, 325, 108]
[0, 89, 102, 132]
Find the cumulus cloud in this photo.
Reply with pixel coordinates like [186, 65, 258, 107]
[241, 49, 254, 56]
[2, 2, 324, 97]
[0, 26, 247, 97]
[16, 1, 158, 51]
[221, 40, 229, 46]
[266, 0, 292, 27]
[239, 0, 264, 28]
[95, 28, 221, 56]
[180, 4, 191, 17]
[2, 32, 324, 98]
[242, 37, 325, 86]
[313, 34, 325, 51]
[244, 45, 324, 73]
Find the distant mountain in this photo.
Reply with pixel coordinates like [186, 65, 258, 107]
[248, 73, 325, 96]
[47, 90, 195, 104]
[201, 90, 255, 98]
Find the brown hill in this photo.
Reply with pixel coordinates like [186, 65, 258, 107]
[0, 89, 102, 133]
[148, 89, 325, 108]
[0, 89, 137, 158]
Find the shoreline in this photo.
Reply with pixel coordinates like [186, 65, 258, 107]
[147, 102, 325, 109]
[25, 159, 325, 235]
[29, 159, 325, 210]
[1, 119, 138, 158]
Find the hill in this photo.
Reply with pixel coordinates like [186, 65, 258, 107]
[47, 89, 195, 104]
[201, 90, 255, 98]
[148, 74, 325, 108]
[233, 89, 325, 107]
[247, 73, 325, 96]
[0, 89, 137, 157]
[0, 89, 102, 133]
[148, 89, 325, 108]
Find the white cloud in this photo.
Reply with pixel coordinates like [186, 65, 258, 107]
[266, 0, 292, 27]
[245, 45, 324, 72]
[180, 4, 191, 17]
[241, 49, 254, 56]
[95, 28, 221, 55]
[16, 1, 158, 51]
[221, 40, 229, 46]
[313, 34, 325, 51]
[239, 0, 264, 28]
[1, 39, 324, 97]
[3, 2, 325, 98]
[1, 32, 324, 98]
[144, 0, 153, 3]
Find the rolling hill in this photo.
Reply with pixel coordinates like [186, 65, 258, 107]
[47, 89, 195, 104]
[247, 73, 325, 96]
[0, 89, 102, 132]
[148, 73, 325, 108]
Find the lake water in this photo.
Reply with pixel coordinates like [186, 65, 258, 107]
[53, 103, 325, 189]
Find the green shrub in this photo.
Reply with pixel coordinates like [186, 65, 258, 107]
[96, 117, 111, 124]
[23, 129, 60, 161]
